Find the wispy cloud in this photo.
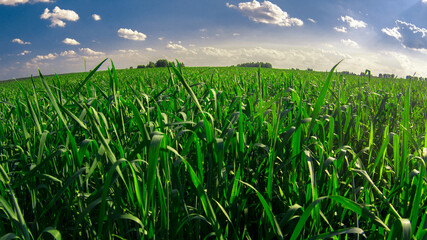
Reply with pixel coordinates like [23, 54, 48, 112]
[340, 16, 367, 29]
[62, 38, 80, 45]
[0, 0, 52, 6]
[118, 49, 140, 55]
[145, 48, 156, 52]
[232, 33, 240, 36]
[166, 43, 187, 51]
[166, 43, 197, 54]
[382, 20, 427, 50]
[307, 18, 316, 23]
[18, 50, 31, 56]
[334, 26, 347, 33]
[341, 39, 359, 48]
[226, 0, 303, 27]
[382, 27, 402, 41]
[41, 6, 79, 27]
[117, 28, 147, 41]
[12, 38, 31, 45]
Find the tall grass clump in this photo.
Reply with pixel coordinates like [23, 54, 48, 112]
[0, 59, 427, 239]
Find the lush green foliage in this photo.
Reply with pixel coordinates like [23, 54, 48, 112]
[0, 60, 426, 239]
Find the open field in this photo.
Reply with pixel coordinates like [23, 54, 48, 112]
[1, 59, 427, 239]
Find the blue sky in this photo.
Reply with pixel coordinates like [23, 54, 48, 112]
[2, 0, 427, 80]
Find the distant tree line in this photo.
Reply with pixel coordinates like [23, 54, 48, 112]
[135, 59, 184, 69]
[236, 62, 272, 68]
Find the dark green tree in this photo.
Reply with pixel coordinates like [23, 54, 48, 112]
[236, 62, 272, 68]
[146, 61, 155, 68]
[155, 59, 169, 68]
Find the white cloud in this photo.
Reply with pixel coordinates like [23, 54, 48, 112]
[0, 0, 51, 5]
[12, 38, 31, 45]
[382, 27, 402, 41]
[79, 48, 105, 56]
[92, 14, 101, 21]
[41, 6, 79, 27]
[334, 26, 347, 33]
[226, 0, 303, 27]
[423, 0, 427, 3]
[117, 28, 147, 41]
[32, 53, 57, 62]
[158, 37, 164, 41]
[307, 18, 316, 23]
[166, 43, 197, 54]
[233, 33, 240, 36]
[117, 49, 140, 55]
[166, 43, 187, 51]
[145, 48, 156, 52]
[0, 0, 28, 5]
[62, 38, 80, 45]
[60, 50, 77, 57]
[341, 39, 359, 48]
[340, 16, 367, 29]
[382, 20, 427, 50]
[200, 47, 234, 57]
[18, 50, 31, 56]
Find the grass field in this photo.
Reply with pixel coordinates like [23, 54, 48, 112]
[0, 59, 427, 239]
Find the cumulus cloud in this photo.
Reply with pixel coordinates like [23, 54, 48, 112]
[340, 16, 367, 29]
[166, 43, 188, 51]
[32, 53, 57, 62]
[79, 48, 105, 56]
[117, 28, 147, 41]
[60, 50, 77, 57]
[62, 38, 80, 45]
[145, 48, 156, 52]
[0, 0, 52, 5]
[18, 50, 31, 56]
[12, 38, 31, 45]
[166, 43, 197, 54]
[92, 14, 101, 21]
[226, 0, 303, 27]
[382, 20, 427, 50]
[41, 6, 79, 27]
[341, 39, 359, 48]
[334, 26, 347, 33]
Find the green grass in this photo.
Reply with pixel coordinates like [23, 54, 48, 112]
[0, 59, 427, 239]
